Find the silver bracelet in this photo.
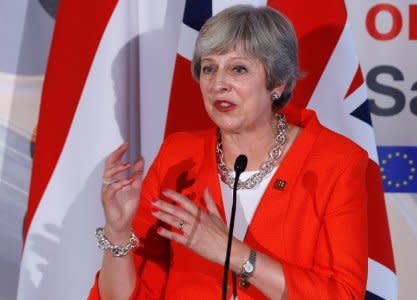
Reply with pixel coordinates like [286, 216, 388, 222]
[95, 227, 139, 257]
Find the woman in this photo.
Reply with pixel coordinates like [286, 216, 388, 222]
[89, 5, 368, 300]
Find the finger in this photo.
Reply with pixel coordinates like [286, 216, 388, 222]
[105, 142, 128, 167]
[130, 157, 144, 175]
[151, 199, 193, 224]
[103, 162, 130, 180]
[151, 209, 185, 231]
[130, 158, 144, 186]
[103, 177, 134, 200]
[161, 189, 199, 216]
[203, 187, 221, 217]
[156, 227, 187, 245]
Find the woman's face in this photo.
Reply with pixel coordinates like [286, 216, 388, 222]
[199, 48, 280, 135]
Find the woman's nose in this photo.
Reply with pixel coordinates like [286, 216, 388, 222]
[212, 70, 230, 93]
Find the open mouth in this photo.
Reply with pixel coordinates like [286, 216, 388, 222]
[214, 100, 236, 112]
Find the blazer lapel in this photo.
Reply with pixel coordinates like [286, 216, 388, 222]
[194, 128, 228, 223]
[244, 109, 323, 255]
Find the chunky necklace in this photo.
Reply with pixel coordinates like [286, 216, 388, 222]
[216, 113, 288, 190]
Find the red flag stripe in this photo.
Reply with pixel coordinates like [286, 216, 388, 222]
[268, 0, 346, 109]
[165, 54, 214, 137]
[24, 0, 118, 239]
[344, 66, 365, 100]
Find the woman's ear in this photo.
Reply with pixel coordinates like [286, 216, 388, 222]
[273, 83, 285, 96]
[270, 84, 286, 100]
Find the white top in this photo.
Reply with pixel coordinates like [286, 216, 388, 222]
[219, 166, 278, 241]
[220, 167, 278, 300]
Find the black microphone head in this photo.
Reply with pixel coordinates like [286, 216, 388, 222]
[234, 154, 248, 174]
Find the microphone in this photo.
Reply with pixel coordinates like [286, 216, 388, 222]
[234, 155, 248, 175]
[222, 154, 247, 300]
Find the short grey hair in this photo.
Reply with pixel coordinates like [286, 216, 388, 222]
[192, 5, 300, 109]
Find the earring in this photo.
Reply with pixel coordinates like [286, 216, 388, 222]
[271, 92, 280, 102]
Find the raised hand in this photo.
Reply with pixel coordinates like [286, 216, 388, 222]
[151, 188, 229, 265]
[101, 142, 144, 240]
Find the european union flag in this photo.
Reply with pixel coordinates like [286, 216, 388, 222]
[377, 146, 417, 192]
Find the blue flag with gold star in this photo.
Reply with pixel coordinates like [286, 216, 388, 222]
[378, 146, 417, 192]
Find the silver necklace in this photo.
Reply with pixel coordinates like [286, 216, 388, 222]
[216, 113, 288, 190]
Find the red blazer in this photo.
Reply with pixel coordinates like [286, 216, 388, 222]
[89, 109, 368, 299]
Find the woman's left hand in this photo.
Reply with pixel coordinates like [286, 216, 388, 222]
[151, 188, 228, 265]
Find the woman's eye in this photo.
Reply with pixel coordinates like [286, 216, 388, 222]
[233, 65, 248, 74]
[202, 66, 214, 74]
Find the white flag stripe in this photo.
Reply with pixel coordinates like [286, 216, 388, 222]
[310, 82, 379, 162]
[177, 23, 198, 61]
[17, 1, 139, 298]
[367, 258, 398, 300]
[344, 84, 380, 162]
[308, 22, 379, 162]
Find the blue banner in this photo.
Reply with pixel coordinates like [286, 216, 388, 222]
[377, 146, 417, 193]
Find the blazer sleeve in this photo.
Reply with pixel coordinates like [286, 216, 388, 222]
[88, 136, 174, 300]
[282, 151, 368, 299]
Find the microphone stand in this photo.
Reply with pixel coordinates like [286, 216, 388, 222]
[222, 155, 247, 300]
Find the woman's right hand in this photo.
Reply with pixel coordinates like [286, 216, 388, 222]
[101, 142, 144, 240]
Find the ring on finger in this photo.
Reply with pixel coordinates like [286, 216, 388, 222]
[102, 178, 115, 186]
[178, 220, 185, 232]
